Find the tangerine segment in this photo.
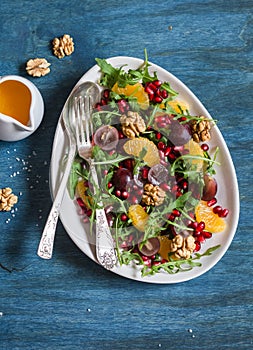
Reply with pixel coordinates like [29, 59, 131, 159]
[123, 137, 160, 167]
[195, 200, 226, 233]
[158, 236, 172, 261]
[184, 139, 204, 171]
[76, 181, 93, 208]
[167, 99, 189, 114]
[128, 204, 149, 232]
[112, 82, 149, 109]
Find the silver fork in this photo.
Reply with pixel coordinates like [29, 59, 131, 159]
[74, 94, 117, 270]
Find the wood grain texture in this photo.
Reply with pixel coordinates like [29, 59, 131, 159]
[0, 0, 252, 349]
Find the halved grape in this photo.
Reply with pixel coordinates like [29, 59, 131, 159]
[93, 125, 119, 150]
[202, 174, 217, 201]
[168, 120, 191, 146]
[138, 237, 160, 257]
[148, 163, 169, 185]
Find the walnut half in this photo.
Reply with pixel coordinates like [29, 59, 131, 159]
[26, 58, 51, 77]
[190, 116, 211, 143]
[170, 234, 196, 259]
[0, 187, 18, 211]
[52, 34, 74, 59]
[120, 111, 146, 139]
[142, 183, 166, 206]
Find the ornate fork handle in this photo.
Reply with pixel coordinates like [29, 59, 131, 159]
[37, 142, 76, 259]
[89, 160, 117, 269]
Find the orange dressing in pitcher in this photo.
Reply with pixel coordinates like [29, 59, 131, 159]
[0, 80, 31, 125]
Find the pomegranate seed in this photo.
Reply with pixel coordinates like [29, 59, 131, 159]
[197, 234, 205, 243]
[121, 191, 129, 200]
[196, 221, 205, 233]
[168, 153, 177, 161]
[176, 191, 183, 198]
[100, 98, 107, 106]
[152, 261, 162, 267]
[143, 259, 152, 267]
[161, 259, 168, 264]
[156, 132, 162, 140]
[141, 255, 149, 261]
[76, 197, 85, 208]
[171, 184, 179, 193]
[213, 205, 222, 215]
[201, 143, 209, 151]
[157, 141, 166, 150]
[180, 180, 188, 190]
[115, 190, 121, 197]
[164, 146, 172, 156]
[194, 241, 201, 252]
[188, 221, 198, 229]
[95, 102, 102, 110]
[83, 216, 89, 223]
[168, 214, 175, 221]
[202, 231, 212, 239]
[161, 89, 168, 99]
[149, 82, 158, 91]
[154, 96, 163, 104]
[142, 167, 149, 179]
[220, 208, 229, 218]
[145, 85, 155, 95]
[121, 213, 128, 221]
[172, 209, 181, 217]
[86, 209, 92, 217]
[103, 89, 110, 99]
[207, 198, 217, 207]
[153, 80, 162, 87]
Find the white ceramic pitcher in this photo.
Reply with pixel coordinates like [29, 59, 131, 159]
[0, 75, 44, 141]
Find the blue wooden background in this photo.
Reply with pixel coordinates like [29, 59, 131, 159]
[0, 0, 252, 349]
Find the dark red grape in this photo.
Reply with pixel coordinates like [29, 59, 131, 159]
[167, 120, 191, 146]
[94, 125, 119, 150]
[202, 174, 217, 201]
[112, 168, 133, 191]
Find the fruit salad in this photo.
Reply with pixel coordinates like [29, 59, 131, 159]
[69, 52, 229, 276]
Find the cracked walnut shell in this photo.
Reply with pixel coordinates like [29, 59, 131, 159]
[0, 187, 18, 211]
[170, 234, 196, 259]
[52, 34, 74, 58]
[120, 111, 146, 139]
[142, 183, 166, 206]
[190, 116, 211, 143]
[26, 58, 51, 77]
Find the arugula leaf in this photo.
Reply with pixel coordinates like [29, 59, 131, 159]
[68, 160, 83, 199]
[95, 58, 122, 88]
[141, 245, 221, 276]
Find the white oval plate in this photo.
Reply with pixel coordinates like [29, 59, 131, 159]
[50, 56, 239, 283]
